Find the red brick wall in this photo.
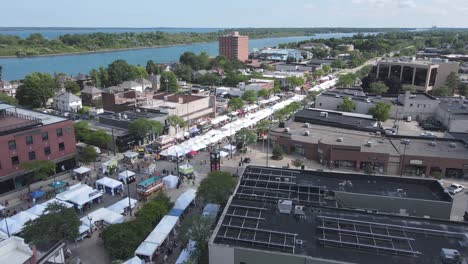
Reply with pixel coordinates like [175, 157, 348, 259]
[0, 120, 76, 178]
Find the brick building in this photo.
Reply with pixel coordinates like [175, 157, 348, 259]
[0, 103, 76, 194]
[219, 31, 249, 62]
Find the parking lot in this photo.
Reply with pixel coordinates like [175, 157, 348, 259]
[382, 119, 446, 137]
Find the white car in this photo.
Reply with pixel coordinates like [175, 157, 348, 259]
[420, 132, 436, 137]
[447, 183, 464, 195]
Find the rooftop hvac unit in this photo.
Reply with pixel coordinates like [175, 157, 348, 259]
[401, 139, 411, 145]
[337, 137, 343, 142]
[430, 141, 437, 147]
[440, 248, 460, 264]
[284, 127, 290, 133]
[450, 143, 457, 148]
[366, 141, 372, 147]
[320, 112, 328, 118]
[303, 131, 310, 136]
[304, 123, 310, 128]
[278, 200, 293, 214]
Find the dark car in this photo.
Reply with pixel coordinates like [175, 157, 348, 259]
[243, 157, 251, 163]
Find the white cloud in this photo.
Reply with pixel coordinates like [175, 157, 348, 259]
[351, 0, 416, 9]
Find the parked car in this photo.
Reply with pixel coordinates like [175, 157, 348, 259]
[420, 132, 436, 137]
[447, 183, 464, 195]
[243, 157, 251, 163]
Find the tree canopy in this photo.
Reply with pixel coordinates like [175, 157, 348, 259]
[23, 203, 80, 250]
[285, 76, 305, 89]
[197, 171, 237, 204]
[368, 102, 391, 122]
[257, 89, 270, 98]
[331, 58, 346, 69]
[16, 72, 58, 108]
[107, 59, 137, 86]
[166, 115, 187, 130]
[431, 85, 452, 97]
[64, 81, 80, 94]
[0, 93, 17, 105]
[368, 82, 389, 95]
[195, 73, 222, 86]
[128, 118, 163, 140]
[445, 72, 461, 95]
[241, 90, 257, 103]
[179, 214, 215, 261]
[336, 73, 356, 87]
[337, 97, 356, 112]
[160, 71, 178, 92]
[179, 52, 210, 70]
[79, 145, 98, 164]
[322, 64, 332, 74]
[145, 60, 159, 75]
[20, 160, 55, 183]
[222, 72, 249, 87]
[173, 64, 193, 82]
[272, 144, 284, 160]
[228, 97, 245, 111]
[235, 128, 258, 149]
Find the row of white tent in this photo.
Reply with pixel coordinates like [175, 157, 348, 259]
[308, 77, 337, 93]
[133, 189, 197, 262]
[160, 95, 305, 157]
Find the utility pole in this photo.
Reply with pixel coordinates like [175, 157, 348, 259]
[111, 128, 116, 156]
[126, 170, 132, 216]
[400, 143, 408, 177]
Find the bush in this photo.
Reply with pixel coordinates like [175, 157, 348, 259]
[272, 144, 284, 160]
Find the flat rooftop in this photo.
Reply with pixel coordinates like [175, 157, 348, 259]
[390, 137, 468, 160]
[212, 166, 466, 264]
[295, 108, 378, 132]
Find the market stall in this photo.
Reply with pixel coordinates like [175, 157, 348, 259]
[73, 167, 91, 180]
[178, 164, 194, 178]
[118, 170, 136, 185]
[122, 151, 138, 164]
[95, 177, 124, 196]
[162, 175, 179, 189]
[107, 198, 137, 215]
[56, 183, 103, 211]
[48, 181, 67, 194]
[101, 159, 118, 175]
[81, 208, 124, 227]
[168, 189, 196, 217]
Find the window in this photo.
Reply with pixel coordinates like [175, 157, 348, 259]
[59, 142, 65, 151]
[11, 156, 19, 165]
[319, 103, 322, 106]
[26, 135, 33, 145]
[28, 151, 36, 160]
[44, 147, 51, 156]
[56, 128, 63, 137]
[42, 132, 49, 141]
[8, 140, 16, 150]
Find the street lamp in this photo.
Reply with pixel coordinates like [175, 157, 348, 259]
[400, 143, 408, 177]
[87, 216, 93, 235]
[126, 170, 132, 216]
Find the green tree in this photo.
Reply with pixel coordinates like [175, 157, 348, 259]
[196, 73, 221, 87]
[79, 145, 98, 164]
[368, 82, 389, 95]
[432, 85, 452, 96]
[356, 65, 373, 79]
[16, 72, 57, 108]
[312, 69, 325, 79]
[235, 128, 258, 150]
[107, 60, 136, 86]
[89, 69, 101, 87]
[336, 73, 356, 87]
[102, 223, 142, 260]
[74, 121, 89, 142]
[222, 72, 249, 86]
[197, 171, 236, 204]
[0, 93, 17, 105]
[20, 160, 56, 191]
[459, 83, 468, 97]
[145, 60, 159, 75]
[179, 214, 215, 261]
[291, 158, 304, 168]
[322, 64, 332, 74]
[228, 97, 245, 111]
[160, 71, 178, 92]
[285, 76, 305, 89]
[272, 80, 282, 94]
[331, 58, 346, 69]
[445, 72, 460, 95]
[166, 115, 187, 133]
[384, 76, 402, 94]
[241, 90, 257, 103]
[128, 118, 163, 141]
[23, 203, 80, 250]
[64, 81, 80, 94]
[179, 52, 210, 70]
[368, 102, 391, 122]
[257, 89, 270, 98]
[272, 144, 284, 160]
[98, 66, 109, 87]
[87, 130, 112, 149]
[132, 66, 148, 79]
[173, 64, 193, 82]
[337, 97, 356, 112]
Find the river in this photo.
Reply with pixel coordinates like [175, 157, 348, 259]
[0, 33, 361, 80]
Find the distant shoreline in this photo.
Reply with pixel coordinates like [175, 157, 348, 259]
[0, 42, 214, 59]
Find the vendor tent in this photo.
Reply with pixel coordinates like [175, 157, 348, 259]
[179, 164, 194, 175]
[162, 175, 179, 189]
[173, 189, 196, 213]
[175, 240, 196, 264]
[95, 177, 123, 196]
[0, 218, 23, 235]
[82, 208, 124, 226]
[135, 242, 159, 260]
[29, 190, 45, 200]
[56, 183, 103, 207]
[73, 167, 91, 175]
[26, 204, 47, 216]
[107, 198, 137, 215]
[41, 198, 74, 209]
[136, 215, 179, 261]
[202, 203, 221, 218]
[123, 256, 143, 264]
[219, 151, 229, 157]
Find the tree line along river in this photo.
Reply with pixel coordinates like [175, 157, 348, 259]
[0, 32, 361, 80]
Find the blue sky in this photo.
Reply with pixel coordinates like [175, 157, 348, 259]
[2, 0, 468, 28]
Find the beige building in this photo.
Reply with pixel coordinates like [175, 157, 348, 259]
[376, 58, 460, 92]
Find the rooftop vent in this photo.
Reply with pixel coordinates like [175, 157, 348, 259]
[303, 131, 310, 136]
[284, 127, 290, 133]
[337, 137, 343, 142]
[430, 141, 437, 147]
[320, 111, 328, 118]
[303, 123, 310, 128]
[366, 141, 372, 147]
[278, 200, 293, 214]
[450, 143, 457, 148]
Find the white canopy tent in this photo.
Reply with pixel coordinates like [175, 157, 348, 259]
[95, 177, 123, 196]
[81, 208, 124, 226]
[223, 144, 237, 154]
[219, 151, 229, 157]
[0, 218, 23, 235]
[41, 198, 74, 209]
[56, 183, 103, 208]
[123, 256, 143, 264]
[163, 175, 179, 189]
[26, 204, 47, 216]
[107, 198, 137, 215]
[136, 215, 179, 261]
[173, 189, 197, 212]
[175, 240, 196, 264]
[73, 167, 91, 175]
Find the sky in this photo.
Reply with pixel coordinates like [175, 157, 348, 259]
[2, 0, 468, 28]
